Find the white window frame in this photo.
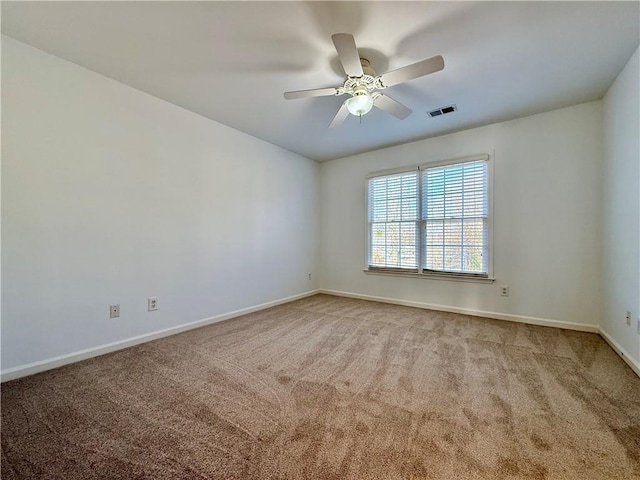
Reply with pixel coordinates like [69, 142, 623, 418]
[366, 166, 420, 273]
[365, 154, 494, 283]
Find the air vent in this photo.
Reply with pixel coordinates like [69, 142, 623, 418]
[428, 104, 457, 117]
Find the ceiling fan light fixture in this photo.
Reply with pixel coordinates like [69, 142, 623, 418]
[346, 91, 374, 117]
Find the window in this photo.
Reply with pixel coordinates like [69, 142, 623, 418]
[368, 170, 419, 271]
[367, 155, 490, 278]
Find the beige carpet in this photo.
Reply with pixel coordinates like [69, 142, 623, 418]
[2, 294, 639, 479]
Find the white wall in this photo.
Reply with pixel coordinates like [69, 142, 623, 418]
[602, 46, 640, 365]
[320, 102, 603, 328]
[1, 36, 320, 372]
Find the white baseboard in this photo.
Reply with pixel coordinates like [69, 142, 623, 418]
[319, 289, 599, 333]
[1, 289, 320, 383]
[598, 328, 640, 377]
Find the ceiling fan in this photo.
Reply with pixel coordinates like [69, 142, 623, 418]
[283, 33, 445, 128]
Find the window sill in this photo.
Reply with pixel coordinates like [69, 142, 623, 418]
[363, 269, 495, 284]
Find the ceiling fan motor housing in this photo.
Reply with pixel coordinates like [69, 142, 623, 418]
[342, 61, 384, 117]
[342, 72, 383, 98]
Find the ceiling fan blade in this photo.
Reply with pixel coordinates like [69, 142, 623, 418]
[379, 55, 444, 87]
[329, 102, 350, 128]
[331, 33, 364, 77]
[374, 94, 413, 120]
[284, 87, 339, 100]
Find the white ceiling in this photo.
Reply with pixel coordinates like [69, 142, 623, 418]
[2, 1, 639, 162]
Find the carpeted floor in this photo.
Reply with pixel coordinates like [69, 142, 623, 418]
[2, 294, 640, 479]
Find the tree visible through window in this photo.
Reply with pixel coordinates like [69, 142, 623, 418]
[367, 157, 489, 277]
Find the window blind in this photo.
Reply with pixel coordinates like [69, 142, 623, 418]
[421, 160, 488, 275]
[367, 171, 419, 271]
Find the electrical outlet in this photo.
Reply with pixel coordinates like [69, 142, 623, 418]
[308, 272, 312, 281]
[110, 304, 120, 318]
[637, 317, 640, 335]
[626, 311, 632, 326]
[500, 285, 509, 297]
[148, 297, 158, 312]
